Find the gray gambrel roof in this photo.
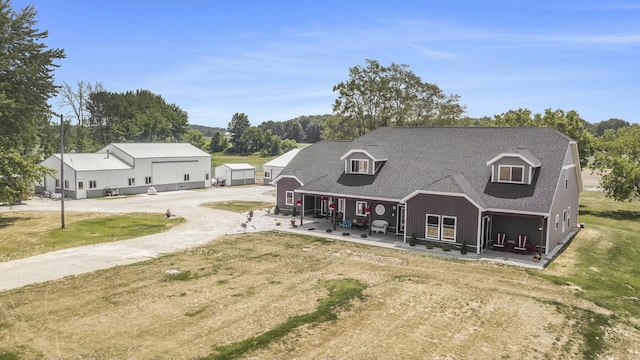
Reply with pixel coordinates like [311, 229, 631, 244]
[278, 127, 576, 214]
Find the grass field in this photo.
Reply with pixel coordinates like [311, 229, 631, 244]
[0, 212, 184, 261]
[210, 152, 277, 170]
[0, 192, 638, 359]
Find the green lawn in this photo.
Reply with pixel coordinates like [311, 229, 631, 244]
[0, 212, 184, 261]
[538, 191, 640, 319]
[202, 201, 275, 213]
[210, 152, 277, 170]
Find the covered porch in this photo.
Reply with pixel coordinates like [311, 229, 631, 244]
[297, 193, 405, 237]
[482, 212, 548, 256]
[279, 212, 551, 269]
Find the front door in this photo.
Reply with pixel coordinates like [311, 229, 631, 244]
[77, 180, 86, 199]
[397, 205, 405, 234]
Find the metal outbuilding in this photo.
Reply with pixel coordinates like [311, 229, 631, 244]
[38, 143, 212, 199]
[262, 149, 300, 186]
[214, 163, 255, 186]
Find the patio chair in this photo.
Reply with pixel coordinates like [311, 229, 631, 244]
[493, 232, 506, 251]
[514, 235, 528, 253]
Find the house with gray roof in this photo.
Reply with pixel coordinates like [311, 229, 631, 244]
[273, 127, 583, 256]
[38, 143, 212, 199]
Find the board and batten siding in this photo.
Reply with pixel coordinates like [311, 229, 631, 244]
[276, 177, 302, 209]
[405, 193, 479, 244]
[547, 149, 581, 252]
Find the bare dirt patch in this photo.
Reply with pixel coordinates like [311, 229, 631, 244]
[2, 232, 631, 359]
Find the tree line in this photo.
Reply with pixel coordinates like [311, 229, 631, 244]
[1, 2, 637, 204]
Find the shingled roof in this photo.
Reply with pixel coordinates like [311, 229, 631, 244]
[278, 127, 575, 214]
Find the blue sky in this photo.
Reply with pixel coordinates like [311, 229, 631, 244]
[13, 0, 640, 128]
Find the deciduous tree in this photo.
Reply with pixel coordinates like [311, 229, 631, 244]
[327, 59, 464, 139]
[209, 131, 229, 152]
[592, 124, 640, 201]
[227, 113, 251, 152]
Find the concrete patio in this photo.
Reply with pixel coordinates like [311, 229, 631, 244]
[263, 214, 577, 270]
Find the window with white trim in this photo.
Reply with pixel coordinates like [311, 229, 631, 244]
[567, 207, 571, 227]
[355, 201, 367, 216]
[442, 216, 457, 241]
[64, 180, 69, 189]
[426, 214, 456, 241]
[562, 209, 567, 232]
[498, 165, 524, 183]
[89, 180, 97, 189]
[338, 198, 345, 213]
[426, 215, 440, 239]
[128, 178, 135, 186]
[55, 179, 60, 188]
[285, 191, 294, 206]
[145, 176, 152, 184]
[564, 170, 568, 190]
[350, 159, 369, 174]
[184, 174, 190, 181]
[555, 214, 560, 230]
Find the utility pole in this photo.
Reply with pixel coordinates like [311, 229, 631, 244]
[51, 112, 65, 229]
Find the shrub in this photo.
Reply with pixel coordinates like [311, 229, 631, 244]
[460, 239, 468, 254]
[275, 220, 281, 226]
[410, 233, 417, 246]
[292, 206, 298, 217]
[442, 244, 451, 252]
[283, 210, 290, 216]
[342, 232, 350, 236]
[274, 204, 280, 215]
[426, 243, 434, 249]
[360, 233, 367, 238]
[326, 229, 332, 233]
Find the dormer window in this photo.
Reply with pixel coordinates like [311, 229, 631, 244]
[499, 165, 524, 183]
[487, 150, 540, 185]
[350, 159, 369, 174]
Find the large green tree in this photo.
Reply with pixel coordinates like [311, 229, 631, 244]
[325, 59, 465, 140]
[492, 108, 595, 168]
[209, 131, 229, 152]
[0, 2, 64, 204]
[592, 124, 640, 201]
[85, 89, 188, 145]
[227, 112, 250, 153]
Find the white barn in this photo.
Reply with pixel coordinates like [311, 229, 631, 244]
[38, 143, 212, 199]
[214, 163, 255, 186]
[262, 149, 300, 186]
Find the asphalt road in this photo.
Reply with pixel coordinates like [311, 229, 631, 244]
[0, 186, 276, 292]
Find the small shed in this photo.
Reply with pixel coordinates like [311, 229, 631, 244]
[262, 149, 300, 186]
[214, 163, 255, 186]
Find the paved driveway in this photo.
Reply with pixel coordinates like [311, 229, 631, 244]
[0, 186, 276, 291]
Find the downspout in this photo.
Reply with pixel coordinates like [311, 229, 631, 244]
[403, 202, 408, 243]
[476, 211, 482, 255]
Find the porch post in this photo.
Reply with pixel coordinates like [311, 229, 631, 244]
[333, 201, 337, 230]
[539, 217, 544, 257]
[300, 196, 304, 227]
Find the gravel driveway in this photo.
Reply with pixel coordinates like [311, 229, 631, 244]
[0, 186, 276, 291]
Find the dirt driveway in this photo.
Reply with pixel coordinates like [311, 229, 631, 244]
[0, 186, 276, 291]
